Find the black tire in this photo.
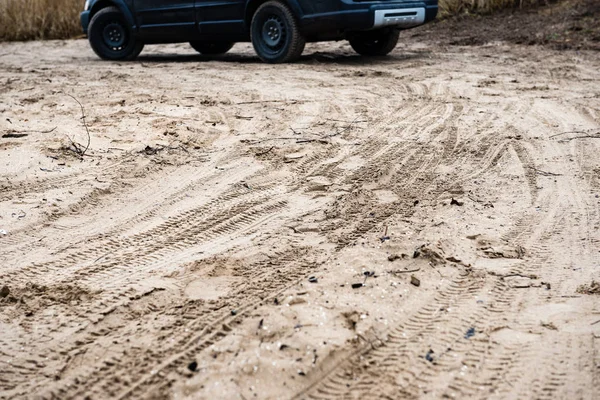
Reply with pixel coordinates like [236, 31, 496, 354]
[250, 1, 305, 63]
[348, 28, 400, 57]
[88, 6, 143, 61]
[190, 41, 235, 55]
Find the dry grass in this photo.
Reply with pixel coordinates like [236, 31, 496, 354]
[0, 0, 82, 41]
[439, 0, 547, 16]
[0, 0, 551, 41]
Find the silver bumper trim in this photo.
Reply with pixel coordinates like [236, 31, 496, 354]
[373, 8, 425, 29]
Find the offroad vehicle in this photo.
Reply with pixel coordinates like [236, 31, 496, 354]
[81, 0, 437, 63]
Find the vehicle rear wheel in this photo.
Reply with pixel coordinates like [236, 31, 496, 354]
[251, 1, 305, 63]
[88, 6, 143, 61]
[348, 28, 400, 56]
[190, 41, 235, 55]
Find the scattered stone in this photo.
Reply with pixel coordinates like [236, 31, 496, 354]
[0, 229, 8, 235]
[425, 349, 434, 362]
[298, 370, 306, 376]
[450, 198, 464, 206]
[464, 327, 476, 339]
[187, 361, 198, 372]
[541, 281, 551, 290]
[388, 254, 401, 262]
[413, 248, 421, 258]
[231, 309, 237, 316]
[351, 283, 363, 289]
[0, 286, 9, 298]
[308, 276, 318, 283]
[410, 275, 421, 287]
[142, 145, 160, 155]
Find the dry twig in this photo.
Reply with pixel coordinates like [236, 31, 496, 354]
[528, 167, 562, 177]
[558, 134, 600, 142]
[65, 93, 91, 158]
[389, 267, 421, 274]
[256, 146, 275, 156]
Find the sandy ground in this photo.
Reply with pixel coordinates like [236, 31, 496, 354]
[0, 36, 599, 400]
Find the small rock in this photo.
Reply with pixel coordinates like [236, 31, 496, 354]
[464, 327, 475, 339]
[287, 296, 307, 306]
[308, 276, 318, 283]
[187, 361, 198, 372]
[0, 229, 8, 236]
[231, 309, 237, 316]
[450, 198, 464, 206]
[410, 275, 420, 287]
[0, 286, 9, 298]
[351, 283, 363, 289]
[388, 254, 401, 262]
[425, 349, 434, 362]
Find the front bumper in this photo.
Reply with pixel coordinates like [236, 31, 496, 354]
[81, 11, 91, 34]
[301, 1, 437, 35]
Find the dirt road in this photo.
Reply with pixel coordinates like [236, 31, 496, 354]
[1, 37, 599, 400]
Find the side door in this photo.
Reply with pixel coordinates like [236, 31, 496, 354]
[134, 0, 196, 40]
[195, 0, 246, 36]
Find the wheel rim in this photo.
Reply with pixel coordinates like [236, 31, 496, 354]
[261, 16, 286, 51]
[102, 22, 127, 50]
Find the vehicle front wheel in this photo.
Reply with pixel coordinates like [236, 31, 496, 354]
[190, 41, 235, 55]
[88, 6, 144, 61]
[348, 28, 400, 57]
[250, 1, 305, 63]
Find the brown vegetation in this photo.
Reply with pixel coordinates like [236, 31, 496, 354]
[439, 0, 546, 16]
[0, 0, 82, 41]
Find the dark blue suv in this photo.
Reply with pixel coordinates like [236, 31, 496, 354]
[81, 0, 437, 63]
